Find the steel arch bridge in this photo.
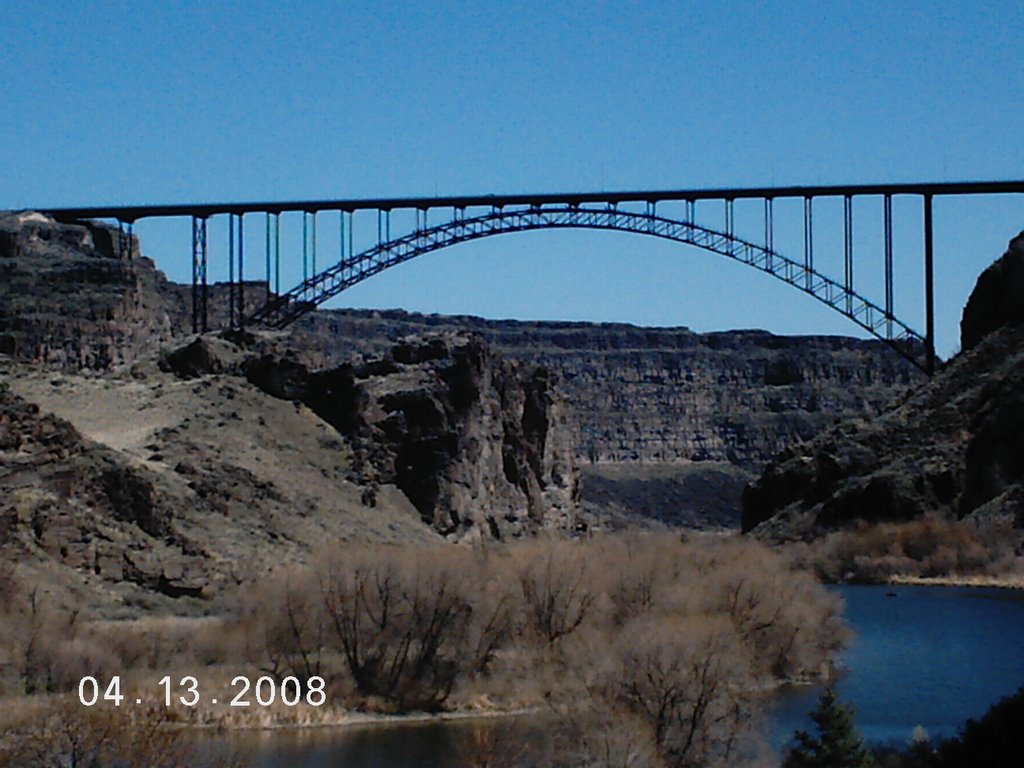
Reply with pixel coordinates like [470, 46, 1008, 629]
[248, 205, 921, 358]
[44, 180, 1024, 374]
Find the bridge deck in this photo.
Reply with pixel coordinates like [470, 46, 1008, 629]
[40, 180, 1024, 221]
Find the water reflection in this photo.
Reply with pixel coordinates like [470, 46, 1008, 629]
[227, 585, 1024, 766]
[230, 716, 545, 768]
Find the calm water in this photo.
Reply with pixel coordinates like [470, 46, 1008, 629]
[240, 585, 1024, 766]
[770, 584, 1024, 746]
[234, 719, 530, 768]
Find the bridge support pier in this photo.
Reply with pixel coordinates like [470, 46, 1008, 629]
[191, 216, 208, 334]
[117, 220, 134, 260]
[237, 213, 245, 329]
[226, 212, 245, 330]
[923, 195, 935, 375]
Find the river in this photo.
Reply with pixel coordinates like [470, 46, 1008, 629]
[236, 584, 1024, 766]
[769, 584, 1024, 746]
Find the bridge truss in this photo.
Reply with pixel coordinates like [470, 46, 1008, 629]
[46, 181, 1024, 374]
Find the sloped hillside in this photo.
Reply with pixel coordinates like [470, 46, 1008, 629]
[1, 357, 434, 616]
[743, 233, 1024, 538]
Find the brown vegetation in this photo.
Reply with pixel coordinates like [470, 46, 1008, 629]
[0, 699, 245, 768]
[236, 534, 845, 766]
[0, 534, 844, 767]
[791, 514, 1024, 585]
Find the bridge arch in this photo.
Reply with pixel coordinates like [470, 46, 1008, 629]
[246, 205, 926, 369]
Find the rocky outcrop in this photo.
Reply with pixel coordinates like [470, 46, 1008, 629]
[743, 242, 1024, 537]
[961, 231, 1024, 351]
[0, 385, 207, 597]
[0, 212, 181, 370]
[244, 334, 581, 539]
[158, 335, 249, 378]
[292, 311, 923, 469]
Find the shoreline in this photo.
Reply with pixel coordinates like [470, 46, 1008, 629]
[196, 704, 542, 733]
[884, 573, 1024, 590]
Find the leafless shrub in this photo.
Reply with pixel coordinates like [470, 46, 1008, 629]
[465, 563, 517, 676]
[555, 614, 760, 768]
[513, 541, 596, 646]
[220, 529, 847, 757]
[257, 573, 327, 683]
[6, 590, 122, 696]
[0, 698, 246, 768]
[708, 547, 847, 680]
[809, 513, 1024, 583]
[318, 546, 475, 711]
[546, 707, 662, 768]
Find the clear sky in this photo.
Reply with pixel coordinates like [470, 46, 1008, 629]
[3, 1, 1022, 356]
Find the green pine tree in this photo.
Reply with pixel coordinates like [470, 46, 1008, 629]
[784, 688, 875, 768]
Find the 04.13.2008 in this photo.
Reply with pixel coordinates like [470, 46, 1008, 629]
[77, 675, 327, 708]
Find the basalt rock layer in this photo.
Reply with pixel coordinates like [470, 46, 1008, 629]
[0, 212, 180, 370]
[961, 231, 1024, 351]
[291, 311, 923, 469]
[0, 212, 269, 371]
[240, 334, 581, 540]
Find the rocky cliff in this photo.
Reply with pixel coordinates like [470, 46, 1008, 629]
[961, 231, 1024, 351]
[291, 311, 923, 469]
[0, 212, 180, 370]
[743, 231, 1024, 537]
[239, 333, 581, 540]
[0, 212, 272, 370]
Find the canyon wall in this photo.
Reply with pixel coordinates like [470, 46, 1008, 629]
[0, 212, 179, 369]
[239, 333, 581, 540]
[291, 310, 923, 469]
[744, 231, 1024, 537]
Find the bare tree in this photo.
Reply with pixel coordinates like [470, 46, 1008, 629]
[319, 548, 473, 711]
[258, 574, 326, 683]
[517, 546, 595, 646]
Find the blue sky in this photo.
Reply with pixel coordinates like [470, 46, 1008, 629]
[3, 1, 1022, 355]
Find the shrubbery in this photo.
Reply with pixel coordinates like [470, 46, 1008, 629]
[796, 514, 1024, 584]
[236, 534, 846, 766]
[0, 700, 244, 768]
[0, 534, 847, 767]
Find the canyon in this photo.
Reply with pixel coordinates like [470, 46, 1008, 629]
[0, 211, 925, 608]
